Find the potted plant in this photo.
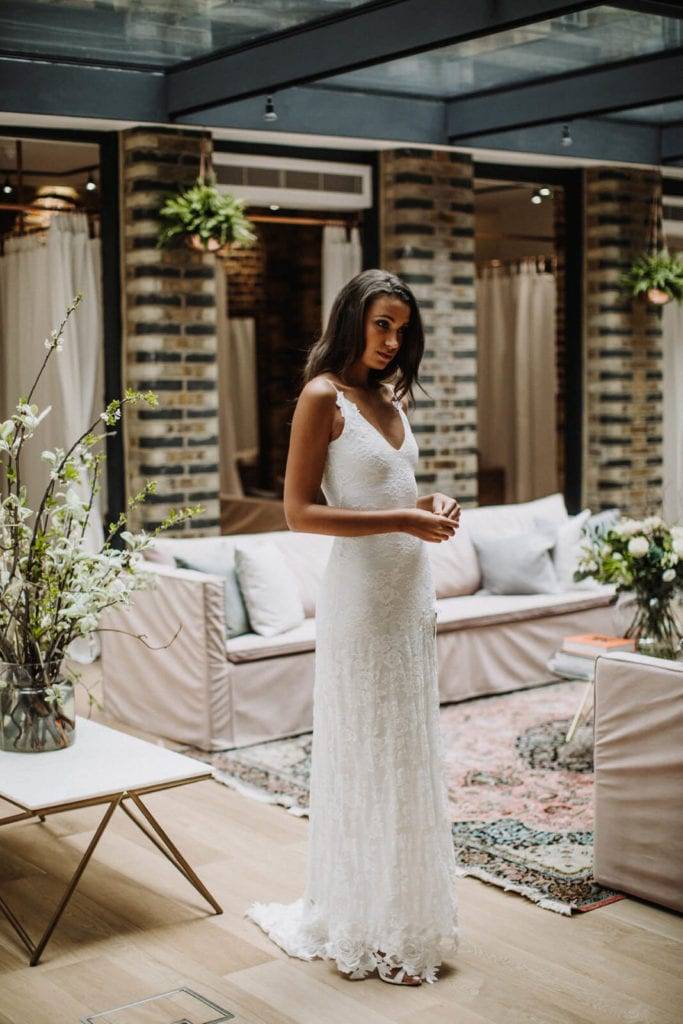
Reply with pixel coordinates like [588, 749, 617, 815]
[157, 138, 257, 256]
[0, 294, 204, 753]
[574, 514, 683, 659]
[619, 248, 683, 306]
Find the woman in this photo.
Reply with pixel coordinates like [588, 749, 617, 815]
[246, 268, 461, 986]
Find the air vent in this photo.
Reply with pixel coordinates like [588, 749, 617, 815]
[213, 151, 372, 211]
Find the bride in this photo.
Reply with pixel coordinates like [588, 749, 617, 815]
[246, 268, 461, 986]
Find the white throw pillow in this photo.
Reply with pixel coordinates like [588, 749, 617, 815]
[470, 527, 562, 595]
[462, 492, 568, 546]
[234, 541, 306, 637]
[535, 508, 602, 591]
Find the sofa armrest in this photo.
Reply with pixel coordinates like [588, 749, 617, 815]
[99, 561, 231, 749]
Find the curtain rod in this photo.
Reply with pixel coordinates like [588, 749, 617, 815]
[249, 213, 360, 227]
[0, 202, 99, 214]
[476, 255, 557, 271]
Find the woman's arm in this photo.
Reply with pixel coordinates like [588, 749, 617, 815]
[283, 379, 456, 542]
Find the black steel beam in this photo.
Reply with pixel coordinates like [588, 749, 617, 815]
[166, 0, 600, 119]
[180, 84, 447, 145]
[447, 49, 683, 141]
[454, 118, 661, 166]
[0, 56, 165, 122]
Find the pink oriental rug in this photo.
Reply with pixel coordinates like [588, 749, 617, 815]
[181, 678, 625, 916]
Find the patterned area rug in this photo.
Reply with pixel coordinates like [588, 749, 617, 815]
[180, 678, 625, 916]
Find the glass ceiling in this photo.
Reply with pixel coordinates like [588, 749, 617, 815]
[0, 0, 372, 69]
[320, 5, 683, 99]
[607, 100, 683, 125]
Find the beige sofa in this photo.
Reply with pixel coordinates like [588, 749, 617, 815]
[101, 492, 618, 750]
[593, 650, 683, 913]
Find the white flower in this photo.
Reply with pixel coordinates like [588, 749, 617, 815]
[627, 536, 650, 557]
[662, 568, 676, 583]
[643, 515, 664, 532]
[615, 518, 642, 537]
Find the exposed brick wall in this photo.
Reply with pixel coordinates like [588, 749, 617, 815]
[379, 148, 478, 506]
[121, 127, 220, 535]
[221, 230, 267, 317]
[583, 167, 663, 518]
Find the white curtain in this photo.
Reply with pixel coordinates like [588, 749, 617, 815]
[321, 225, 362, 329]
[216, 264, 260, 497]
[0, 213, 105, 661]
[662, 299, 683, 525]
[476, 262, 558, 504]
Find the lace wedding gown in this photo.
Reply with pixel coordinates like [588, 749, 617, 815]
[245, 384, 459, 983]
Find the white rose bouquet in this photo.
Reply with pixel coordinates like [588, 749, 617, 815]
[574, 514, 683, 658]
[0, 295, 204, 751]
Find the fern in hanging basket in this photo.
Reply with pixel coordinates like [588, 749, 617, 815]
[619, 248, 683, 305]
[157, 182, 257, 255]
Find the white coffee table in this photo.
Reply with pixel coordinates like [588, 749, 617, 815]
[0, 716, 221, 965]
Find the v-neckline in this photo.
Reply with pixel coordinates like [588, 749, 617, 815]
[338, 388, 407, 453]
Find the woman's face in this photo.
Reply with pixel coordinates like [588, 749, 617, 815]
[360, 294, 411, 372]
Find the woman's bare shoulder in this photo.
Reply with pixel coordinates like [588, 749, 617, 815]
[296, 375, 341, 411]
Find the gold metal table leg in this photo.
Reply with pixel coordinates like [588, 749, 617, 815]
[0, 795, 121, 966]
[0, 783, 222, 966]
[128, 792, 223, 915]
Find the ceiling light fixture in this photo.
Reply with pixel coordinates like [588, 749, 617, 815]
[561, 123, 573, 148]
[85, 173, 97, 192]
[539, 186, 552, 197]
[531, 190, 542, 205]
[269, 204, 280, 210]
[263, 95, 278, 122]
[2, 175, 13, 195]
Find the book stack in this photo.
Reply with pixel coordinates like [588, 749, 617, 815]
[549, 633, 636, 679]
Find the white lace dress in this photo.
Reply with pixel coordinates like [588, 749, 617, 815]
[245, 385, 459, 983]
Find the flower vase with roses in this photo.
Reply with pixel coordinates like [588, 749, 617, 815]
[574, 515, 683, 660]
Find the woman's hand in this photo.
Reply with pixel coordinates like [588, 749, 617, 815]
[398, 509, 458, 543]
[417, 492, 461, 527]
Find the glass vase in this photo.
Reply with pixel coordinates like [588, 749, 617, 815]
[0, 661, 76, 753]
[621, 592, 683, 661]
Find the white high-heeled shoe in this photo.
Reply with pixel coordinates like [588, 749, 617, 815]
[376, 952, 422, 986]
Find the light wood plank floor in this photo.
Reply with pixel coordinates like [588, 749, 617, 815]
[1, 659, 681, 1024]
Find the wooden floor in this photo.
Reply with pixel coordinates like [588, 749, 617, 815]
[1, 659, 681, 1024]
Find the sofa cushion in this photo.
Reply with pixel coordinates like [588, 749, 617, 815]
[226, 616, 317, 662]
[174, 552, 250, 639]
[268, 530, 334, 617]
[225, 585, 617, 662]
[234, 540, 306, 637]
[461, 491, 568, 544]
[436, 585, 616, 631]
[427, 521, 481, 598]
[534, 508, 604, 593]
[470, 526, 562, 595]
[143, 530, 333, 619]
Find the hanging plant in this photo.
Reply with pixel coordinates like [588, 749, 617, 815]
[619, 183, 683, 305]
[619, 248, 683, 306]
[157, 138, 257, 256]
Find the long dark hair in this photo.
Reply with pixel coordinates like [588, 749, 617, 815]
[301, 268, 426, 406]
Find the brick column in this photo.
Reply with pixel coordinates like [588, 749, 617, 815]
[379, 148, 478, 506]
[583, 167, 663, 518]
[121, 127, 220, 535]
